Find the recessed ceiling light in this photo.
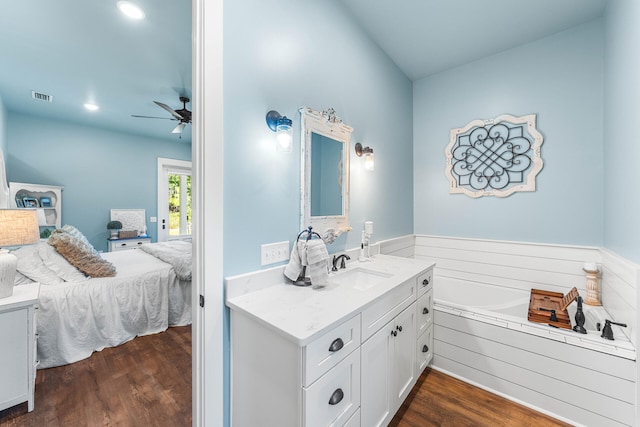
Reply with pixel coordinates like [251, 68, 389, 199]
[84, 103, 99, 111]
[117, 1, 145, 20]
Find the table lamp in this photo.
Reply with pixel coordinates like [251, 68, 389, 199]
[0, 209, 40, 298]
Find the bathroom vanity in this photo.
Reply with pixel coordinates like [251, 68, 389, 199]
[226, 254, 434, 427]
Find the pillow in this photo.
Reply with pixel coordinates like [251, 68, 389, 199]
[60, 224, 91, 245]
[49, 230, 116, 278]
[12, 245, 64, 285]
[39, 242, 87, 282]
[14, 271, 35, 286]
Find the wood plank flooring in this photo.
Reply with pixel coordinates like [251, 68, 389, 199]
[389, 368, 573, 427]
[0, 326, 192, 427]
[1, 326, 571, 426]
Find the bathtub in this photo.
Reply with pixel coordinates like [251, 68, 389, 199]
[432, 279, 636, 427]
[434, 280, 634, 358]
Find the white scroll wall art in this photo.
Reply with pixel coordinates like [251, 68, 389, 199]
[445, 114, 543, 198]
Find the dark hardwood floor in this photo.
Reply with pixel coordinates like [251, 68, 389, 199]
[0, 326, 192, 427]
[389, 368, 573, 427]
[1, 326, 570, 427]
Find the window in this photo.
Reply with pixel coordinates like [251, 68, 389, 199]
[158, 158, 192, 241]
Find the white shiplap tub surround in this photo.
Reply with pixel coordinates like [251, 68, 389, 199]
[379, 235, 639, 427]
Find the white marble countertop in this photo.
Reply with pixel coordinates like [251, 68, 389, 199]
[225, 254, 434, 346]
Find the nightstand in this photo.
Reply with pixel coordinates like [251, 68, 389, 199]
[108, 236, 151, 252]
[0, 283, 40, 412]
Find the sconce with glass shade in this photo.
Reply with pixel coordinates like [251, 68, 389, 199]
[0, 210, 40, 298]
[266, 110, 293, 152]
[355, 142, 374, 171]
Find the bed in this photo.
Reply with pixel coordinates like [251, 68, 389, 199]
[12, 228, 192, 369]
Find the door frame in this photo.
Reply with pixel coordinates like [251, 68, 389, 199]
[192, 0, 224, 425]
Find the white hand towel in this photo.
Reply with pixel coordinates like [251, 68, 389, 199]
[305, 240, 329, 285]
[284, 241, 304, 281]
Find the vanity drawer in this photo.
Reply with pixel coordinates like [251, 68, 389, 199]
[361, 278, 416, 342]
[417, 268, 433, 298]
[303, 348, 360, 427]
[303, 314, 361, 387]
[416, 289, 433, 335]
[416, 325, 434, 374]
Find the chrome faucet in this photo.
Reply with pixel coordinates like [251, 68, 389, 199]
[332, 254, 351, 271]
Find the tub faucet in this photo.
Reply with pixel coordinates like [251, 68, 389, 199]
[601, 319, 627, 340]
[573, 296, 587, 334]
[332, 254, 351, 271]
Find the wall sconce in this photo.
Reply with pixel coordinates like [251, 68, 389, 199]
[355, 143, 374, 171]
[266, 110, 293, 152]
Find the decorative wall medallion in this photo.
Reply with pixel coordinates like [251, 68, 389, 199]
[445, 114, 543, 198]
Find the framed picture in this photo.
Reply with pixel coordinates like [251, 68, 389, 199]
[40, 197, 52, 207]
[15, 198, 24, 208]
[23, 197, 39, 208]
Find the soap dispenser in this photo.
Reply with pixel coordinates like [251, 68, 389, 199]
[359, 221, 373, 262]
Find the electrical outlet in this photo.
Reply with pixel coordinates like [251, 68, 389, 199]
[261, 241, 290, 266]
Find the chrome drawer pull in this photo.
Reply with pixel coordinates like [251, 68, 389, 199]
[328, 388, 344, 405]
[328, 338, 344, 352]
[423, 307, 429, 314]
[422, 345, 429, 353]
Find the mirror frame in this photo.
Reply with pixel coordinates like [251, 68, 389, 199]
[299, 106, 353, 243]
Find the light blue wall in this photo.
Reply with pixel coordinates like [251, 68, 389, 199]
[6, 112, 191, 251]
[603, 0, 640, 264]
[223, 0, 414, 276]
[0, 96, 7, 160]
[413, 21, 604, 247]
[222, 1, 413, 425]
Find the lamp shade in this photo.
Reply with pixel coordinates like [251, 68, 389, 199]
[0, 209, 40, 247]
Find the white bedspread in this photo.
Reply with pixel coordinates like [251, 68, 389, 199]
[36, 249, 190, 368]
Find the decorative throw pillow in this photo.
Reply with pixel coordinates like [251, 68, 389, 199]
[13, 245, 64, 285]
[60, 224, 91, 246]
[49, 230, 116, 278]
[38, 242, 88, 282]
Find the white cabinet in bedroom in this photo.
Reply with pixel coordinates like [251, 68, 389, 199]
[0, 283, 40, 413]
[9, 182, 63, 235]
[108, 236, 152, 252]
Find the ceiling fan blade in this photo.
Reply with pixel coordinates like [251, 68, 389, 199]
[154, 101, 184, 121]
[131, 114, 177, 120]
[172, 122, 187, 134]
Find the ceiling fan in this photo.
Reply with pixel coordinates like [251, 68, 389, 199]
[132, 96, 192, 134]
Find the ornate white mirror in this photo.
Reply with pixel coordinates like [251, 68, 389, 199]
[300, 106, 352, 243]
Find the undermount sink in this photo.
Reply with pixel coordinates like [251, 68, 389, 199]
[329, 267, 392, 291]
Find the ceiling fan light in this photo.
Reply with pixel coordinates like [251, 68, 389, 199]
[117, 1, 145, 20]
[172, 122, 187, 134]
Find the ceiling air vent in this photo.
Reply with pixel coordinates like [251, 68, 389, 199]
[31, 91, 53, 103]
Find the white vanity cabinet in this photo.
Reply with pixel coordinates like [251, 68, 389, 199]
[361, 303, 416, 427]
[230, 312, 361, 427]
[415, 270, 434, 374]
[227, 255, 435, 427]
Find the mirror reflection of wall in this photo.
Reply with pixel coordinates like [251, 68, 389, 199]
[310, 132, 343, 217]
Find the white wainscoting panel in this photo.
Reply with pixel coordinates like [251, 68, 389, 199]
[435, 310, 636, 427]
[414, 235, 600, 297]
[600, 249, 639, 348]
[379, 235, 415, 258]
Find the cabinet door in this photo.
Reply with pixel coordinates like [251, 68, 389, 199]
[361, 320, 393, 427]
[391, 303, 416, 413]
[0, 308, 29, 410]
